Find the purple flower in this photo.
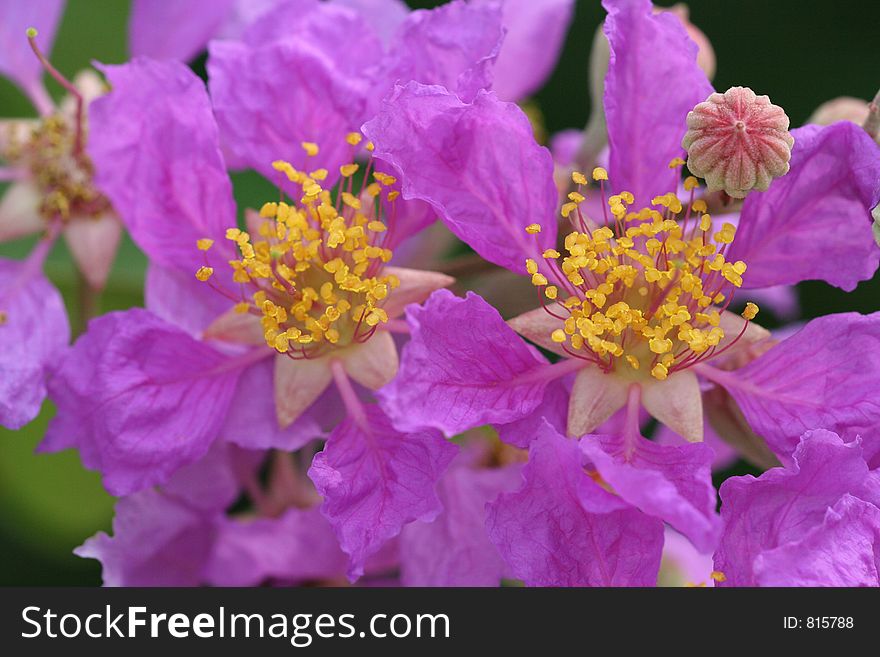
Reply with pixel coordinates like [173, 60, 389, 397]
[44, 56, 461, 579]
[363, 0, 880, 584]
[0, 8, 123, 426]
[715, 430, 880, 586]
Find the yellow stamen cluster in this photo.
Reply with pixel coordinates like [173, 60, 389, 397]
[197, 146, 400, 357]
[528, 170, 758, 380]
[1, 115, 110, 221]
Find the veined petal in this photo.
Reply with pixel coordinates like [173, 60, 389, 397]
[273, 353, 334, 429]
[41, 309, 243, 495]
[699, 312, 880, 464]
[486, 421, 664, 586]
[308, 405, 457, 580]
[378, 290, 553, 435]
[580, 433, 721, 552]
[641, 370, 703, 443]
[62, 213, 121, 290]
[603, 0, 713, 205]
[567, 366, 629, 438]
[0, 257, 69, 429]
[202, 307, 264, 345]
[363, 82, 559, 274]
[728, 122, 880, 291]
[381, 266, 454, 319]
[507, 307, 568, 358]
[88, 58, 236, 273]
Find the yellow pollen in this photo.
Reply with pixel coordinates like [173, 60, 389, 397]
[572, 171, 588, 185]
[525, 223, 542, 234]
[346, 132, 363, 146]
[710, 571, 727, 583]
[340, 163, 359, 177]
[668, 157, 687, 168]
[196, 266, 214, 281]
[301, 141, 319, 156]
[197, 238, 214, 251]
[592, 167, 608, 181]
[742, 302, 759, 321]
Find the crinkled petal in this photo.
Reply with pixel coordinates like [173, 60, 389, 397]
[400, 452, 522, 586]
[308, 404, 457, 580]
[480, 0, 574, 101]
[655, 414, 738, 471]
[378, 290, 552, 435]
[128, 0, 235, 62]
[41, 309, 243, 495]
[382, 0, 503, 104]
[0, 257, 69, 429]
[728, 122, 880, 291]
[205, 507, 348, 586]
[486, 421, 664, 586]
[333, 0, 408, 46]
[753, 495, 880, 587]
[145, 263, 231, 336]
[714, 429, 874, 586]
[603, 0, 713, 205]
[207, 36, 368, 184]
[497, 373, 572, 448]
[62, 213, 121, 290]
[162, 440, 250, 512]
[75, 489, 217, 587]
[380, 266, 454, 319]
[0, 0, 65, 104]
[363, 82, 558, 274]
[580, 432, 721, 552]
[88, 58, 236, 273]
[701, 312, 880, 464]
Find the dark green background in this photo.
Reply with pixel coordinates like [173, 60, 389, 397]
[0, 0, 876, 585]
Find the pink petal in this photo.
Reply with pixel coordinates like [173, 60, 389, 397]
[641, 370, 703, 443]
[507, 307, 568, 358]
[0, 180, 43, 242]
[339, 330, 398, 390]
[202, 307, 264, 345]
[274, 353, 333, 428]
[62, 213, 122, 290]
[567, 366, 629, 437]
[381, 266, 455, 319]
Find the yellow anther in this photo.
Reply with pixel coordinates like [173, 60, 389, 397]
[561, 202, 578, 218]
[625, 355, 640, 370]
[543, 249, 561, 259]
[572, 171, 588, 185]
[551, 329, 567, 343]
[651, 363, 669, 380]
[525, 259, 538, 275]
[234, 302, 250, 314]
[691, 199, 707, 213]
[668, 157, 686, 168]
[532, 273, 549, 286]
[387, 190, 400, 201]
[526, 223, 542, 234]
[684, 176, 699, 191]
[649, 337, 673, 354]
[309, 168, 328, 181]
[592, 167, 608, 181]
[699, 214, 712, 232]
[197, 238, 214, 251]
[368, 221, 387, 232]
[365, 141, 375, 152]
[545, 286, 558, 300]
[568, 192, 585, 203]
[346, 132, 363, 146]
[710, 571, 727, 583]
[742, 302, 759, 321]
[196, 266, 214, 282]
[301, 141, 319, 156]
[340, 163, 359, 177]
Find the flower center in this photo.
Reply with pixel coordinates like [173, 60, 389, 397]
[526, 163, 758, 381]
[2, 115, 110, 222]
[197, 137, 401, 358]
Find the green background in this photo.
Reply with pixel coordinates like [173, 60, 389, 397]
[0, 0, 877, 585]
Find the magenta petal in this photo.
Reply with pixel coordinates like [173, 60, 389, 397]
[205, 507, 348, 586]
[378, 290, 552, 435]
[486, 422, 664, 586]
[308, 405, 457, 580]
[221, 358, 321, 451]
[753, 495, 880, 587]
[603, 0, 713, 205]
[144, 263, 230, 336]
[483, 0, 575, 101]
[161, 441, 250, 512]
[0, 0, 65, 105]
[75, 489, 216, 587]
[41, 309, 243, 496]
[400, 451, 522, 586]
[333, 0, 408, 45]
[0, 258, 70, 429]
[207, 38, 367, 186]
[703, 312, 880, 464]
[715, 430, 877, 586]
[88, 58, 236, 273]
[128, 0, 235, 62]
[496, 374, 572, 448]
[364, 82, 558, 274]
[729, 123, 880, 291]
[579, 433, 721, 552]
[383, 0, 503, 104]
